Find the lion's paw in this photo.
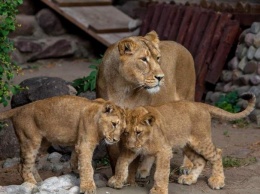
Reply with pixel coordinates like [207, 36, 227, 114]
[137, 169, 150, 179]
[178, 174, 197, 185]
[149, 186, 168, 194]
[80, 181, 96, 194]
[107, 176, 124, 189]
[208, 176, 225, 190]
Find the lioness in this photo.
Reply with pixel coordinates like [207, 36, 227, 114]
[0, 95, 126, 194]
[107, 93, 255, 194]
[97, 30, 196, 174]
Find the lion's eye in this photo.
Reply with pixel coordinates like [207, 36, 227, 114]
[157, 56, 160, 61]
[141, 57, 147, 62]
[112, 122, 117, 128]
[136, 131, 142, 136]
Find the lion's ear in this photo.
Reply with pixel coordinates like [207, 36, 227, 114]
[144, 31, 159, 45]
[118, 39, 136, 55]
[103, 103, 114, 113]
[142, 113, 155, 126]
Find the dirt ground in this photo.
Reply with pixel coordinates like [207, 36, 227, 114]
[0, 58, 260, 194]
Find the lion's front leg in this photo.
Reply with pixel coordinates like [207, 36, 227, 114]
[108, 150, 138, 189]
[150, 150, 172, 194]
[76, 142, 96, 194]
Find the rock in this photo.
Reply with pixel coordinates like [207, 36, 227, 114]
[254, 32, 260, 48]
[210, 92, 223, 104]
[79, 91, 96, 100]
[236, 86, 251, 96]
[223, 82, 233, 93]
[247, 46, 257, 60]
[257, 62, 260, 75]
[244, 60, 257, 74]
[238, 57, 248, 71]
[3, 182, 36, 194]
[236, 44, 248, 60]
[2, 157, 20, 168]
[214, 82, 225, 92]
[38, 176, 60, 192]
[11, 76, 74, 108]
[0, 121, 20, 160]
[228, 56, 239, 70]
[68, 186, 80, 194]
[128, 19, 142, 31]
[58, 174, 79, 189]
[250, 74, 260, 85]
[36, 9, 66, 36]
[232, 69, 243, 82]
[256, 96, 260, 109]
[9, 15, 37, 37]
[30, 37, 76, 61]
[250, 22, 260, 34]
[249, 109, 260, 125]
[255, 47, 260, 61]
[18, 0, 39, 15]
[220, 70, 232, 82]
[205, 91, 213, 103]
[14, 37, 42, 53]
[47, 152, 62, 163]
[245, 33, 255, 47]
[239, 28, 250, 43]
[238, 74, 251, 85]
[249, 86, 260, 97]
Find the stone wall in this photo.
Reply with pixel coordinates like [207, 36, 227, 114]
[206, 22, 260, 124]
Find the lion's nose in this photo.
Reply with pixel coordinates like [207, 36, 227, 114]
[155, 75, 164, 82]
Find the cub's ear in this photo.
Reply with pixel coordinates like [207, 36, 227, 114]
[103, 103, 114, 113]
[144, 31, 159, 45]
[118, 39, 136, 55]
[141, 113, 155, 126]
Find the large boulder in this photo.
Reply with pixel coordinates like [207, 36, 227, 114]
[11, 76, 76, 108]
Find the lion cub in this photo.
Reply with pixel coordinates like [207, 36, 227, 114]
[108, 93, 255, 194]
[0, 95, 126, 194]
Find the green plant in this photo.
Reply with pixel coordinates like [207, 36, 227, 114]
[0, 0, 23, 107]
[223, 156, 257, 168]
[215, 91, 241, 113]
[72, 58, 101, 95]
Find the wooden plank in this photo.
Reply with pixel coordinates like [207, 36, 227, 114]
[53, 0, 112, 6]
[168, 5, 185, 41]
[40, 0, 134, 46]
[205, 20, 240, 84]
[139, 3, 156, 36]
[156, 4, 173, 39]
[162, 5, 178, 40]
[148, 3, 165, 32]
[60, 6, 133, 33]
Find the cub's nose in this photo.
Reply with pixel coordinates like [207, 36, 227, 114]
[155, 75, 164, 82]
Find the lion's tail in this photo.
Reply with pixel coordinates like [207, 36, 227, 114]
[201, 93, 256, 121]
[0, 109, 18, 120]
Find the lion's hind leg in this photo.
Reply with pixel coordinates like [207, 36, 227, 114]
[178, 146, 206, 186]
[188, 139, 225, 190]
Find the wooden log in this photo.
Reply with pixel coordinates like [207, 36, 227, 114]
[139, 3, 156, 36]
[183, 7, 201, 50]
[176, 6, 194, 45]
[194, 11, 219, 78]
[188, 9, 210, 57]
[234, 13, 260, 28]
[204, 13, 232, 82]
[205, 20, 240, 84]
[148, 3, 165, 32]
[156, 4, 173, 39]
[168, 5, 185, 41]
[195, 61, 208, 102]
[162, 5, 178, 40]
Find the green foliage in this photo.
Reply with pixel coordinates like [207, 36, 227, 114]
[215, 91, 241, 113]
[0, 0, 23, 107]
[223, 156, 257, 168]
[72, 58, 101, 95]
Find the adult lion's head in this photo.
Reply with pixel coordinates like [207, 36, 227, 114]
[117, 31, 165, 94]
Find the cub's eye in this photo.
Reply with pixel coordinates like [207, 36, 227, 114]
[124, 132, 129, 136]
[141, 57, 147, 62]
[136, 131, 142, 136]
[157, 56, 161, 61]
[112, 122, 117, 127]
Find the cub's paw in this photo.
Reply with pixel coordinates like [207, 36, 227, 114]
[80, 181, 96, 194]
[208, 176, 225, 190]
[107, 176, 124, 189]
[150, 186, 168, 194]
[137, 169, 150, 179]
[178, 174, 197, 185]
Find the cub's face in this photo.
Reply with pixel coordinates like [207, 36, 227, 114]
[123, 107, 155, 152]
[99, 103, 126, 145]
[118, 31, 165, 94]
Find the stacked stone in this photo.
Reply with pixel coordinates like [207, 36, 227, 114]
[11, 0, 93, 64]
[206, 22, 260, 124]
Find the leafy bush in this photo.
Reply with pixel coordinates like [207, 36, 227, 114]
[0, 0, 23, 107]
[215, 91, 241, 113]
[72, 58, 101, 95]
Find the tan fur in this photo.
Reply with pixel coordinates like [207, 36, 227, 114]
[96, 31, 196, 172]
[107, 93, 255, 194]
[0, 95, 126, 194]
